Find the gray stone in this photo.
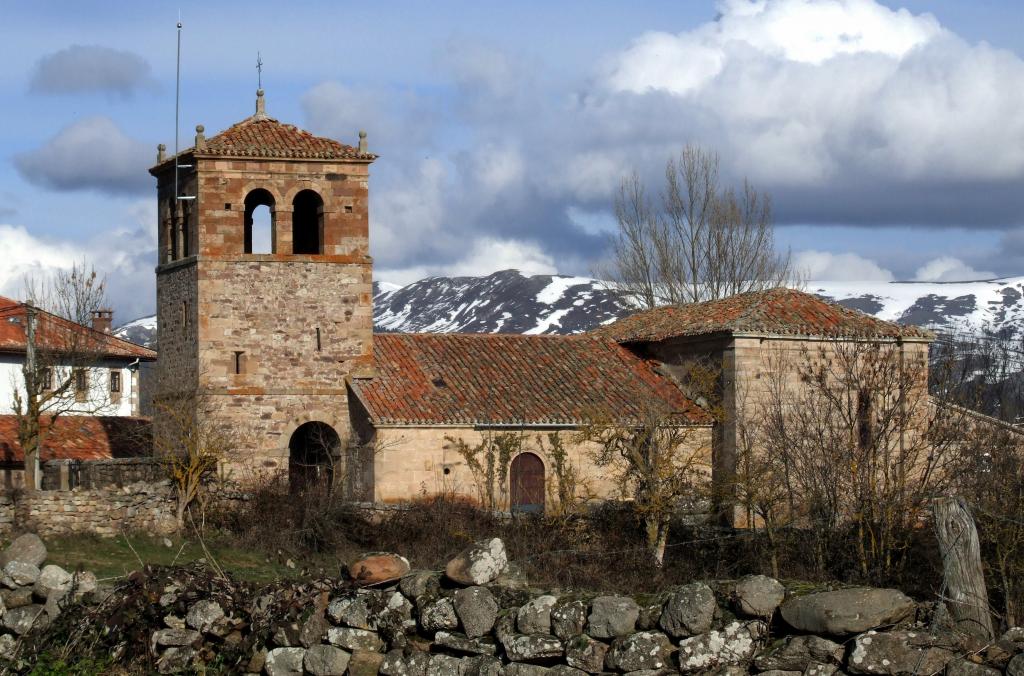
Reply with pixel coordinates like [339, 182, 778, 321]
[735, 575, 785, 618]
[304, 645, 352, 676]
[446, 538, 508, 586]
[382, 649, 432, 676]
[400, 571, 441, 605]
[326, 626, 386, 652]
[1002, 627, 1024, 646]
[2, 604, 45, 635]
[185, 598, 225, 633]
[0, 633, 14, 658]
[945, 658, 1001, 676]
[758, 671, 801, 676]
[464, 655, 506, 676]
[427, 654, 464, 676]
[349, 649, 387, 676]
[804, 664, 840, 676]
[547, 667, 586, 676]
[70, 570, 98, 595]
[150, 627, 202, 656]
[503, 634, 564, 663]
[455, 586, 499, 638]
[565, 634, 608, 674]
[1007, 655, 1024, 676]
[157, 646, 196, 674]
[588, 596, 639, 639]
[422, 597, 460, 633]
[1, 534, 46, 568]
[606, 631, 674, 672]
[659, 583, 716, 639]
[506, 664, 551, 676]
[677, 620, 767, 673]
[435, 630, 499, 655]
[273, 621, 302, 647]
[847, 630, 956, 675]
[635, 596, 666, 631]
[34, 564, 72, 598]
[265, 646, 307, 676]
[3, 561, 39, 587]
[518, 595, 558, 635]
[781, 589, 916, 636]
[301, 610, 330, 647]
[329, 594, 374, 629]
[754, 635, 845, 672]
[551, 599, 587, 640]
[1, 586, 33, 609]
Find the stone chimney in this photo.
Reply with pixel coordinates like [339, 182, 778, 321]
[91, 309, 113, 334]
[157, 143, 166, 163]
[358, 130, 367, 154]
[255, 89, 266, 119]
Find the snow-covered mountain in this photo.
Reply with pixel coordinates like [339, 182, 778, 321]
[116, 271, 1024, 347]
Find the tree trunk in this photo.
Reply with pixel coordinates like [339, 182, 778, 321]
[933, 496, 993, 642]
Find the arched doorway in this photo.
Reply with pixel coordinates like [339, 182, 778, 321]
[510, 453, 545, 513]
[288, 421, 339, 492]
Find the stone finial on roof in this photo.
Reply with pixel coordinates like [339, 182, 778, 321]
[358, 130, 367, 154]
[195, 125, 206, 151]
[255, 88, 266, 119]
[157, 144, 166, 163]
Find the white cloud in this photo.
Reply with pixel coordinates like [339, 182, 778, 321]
[795, 249, 894, 281]
[29, 45, 154, 98]
[378, 237, 556, 287]
[913, 256, 996, 282]
[14, 117, 151, 195]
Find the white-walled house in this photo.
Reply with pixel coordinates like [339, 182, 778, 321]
[0, 298, 156, 417]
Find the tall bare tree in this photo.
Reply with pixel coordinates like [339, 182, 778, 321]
[605, 145, 796, 309]
[9, 264, 110, 490]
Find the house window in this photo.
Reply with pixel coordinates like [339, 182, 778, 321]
[110, 371, 121, 393]
[857, 388, 873, 451]
[39, 368, 52, 392]
[74, 369, 88, 402]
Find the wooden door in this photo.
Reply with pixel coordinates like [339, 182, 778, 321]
[510, 453, 545, 513]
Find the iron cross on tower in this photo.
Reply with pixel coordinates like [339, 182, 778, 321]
[257, 52, 263, 89]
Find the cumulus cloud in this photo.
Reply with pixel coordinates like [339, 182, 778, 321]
[29, 45, 154, 97]
[14, 117, 151, 195]
[913, 256, 996, 282]
[795, 249, 894, 281]
[378, 237, 557, 287]
[0, 202, 157, 322]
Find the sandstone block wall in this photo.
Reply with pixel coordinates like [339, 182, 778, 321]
[0, 483, 178, 537]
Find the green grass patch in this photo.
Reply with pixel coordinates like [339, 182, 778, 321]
[38, 533, 342, 583]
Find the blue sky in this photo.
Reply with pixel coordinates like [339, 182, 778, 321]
[0, 0, 1022, 320]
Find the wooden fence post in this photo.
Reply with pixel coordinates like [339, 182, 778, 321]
[933, 496, 994, 642]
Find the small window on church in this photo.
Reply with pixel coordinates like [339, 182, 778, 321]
[344, 205, 353, 213]
[234, 351, 245, 375]
[244, 189, 275, 254]
[315, 327, 322, 351]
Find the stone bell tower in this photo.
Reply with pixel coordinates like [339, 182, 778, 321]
[150, 89, 376, 476]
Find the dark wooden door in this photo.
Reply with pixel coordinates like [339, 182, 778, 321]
[510, 453, 545, 513]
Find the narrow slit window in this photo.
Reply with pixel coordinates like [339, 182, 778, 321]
[234, 351, 244, 375]
[315, 327, 322, 351]
[110, 370, 121, 393]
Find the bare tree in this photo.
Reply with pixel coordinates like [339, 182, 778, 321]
[604, 145, 797, 309]
[9, 264, 110, 490]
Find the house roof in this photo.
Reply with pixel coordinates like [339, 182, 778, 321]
[594, 287, 934, 343]
[0, 415, 152, 463]
[0, 297, 156, 361]
[351, 333, 710, 426]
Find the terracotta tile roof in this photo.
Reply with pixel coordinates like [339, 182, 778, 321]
[351, 333, 710, 426]
[594, 288, 934, 343]
[0, 297, 156, 361]
[158, 116, 376, 164]
[0, 415, 151, 463]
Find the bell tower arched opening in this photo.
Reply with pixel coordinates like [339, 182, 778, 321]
[288, 421, 340, 492]
[244, 189, 275, 254]
[292, 189, 323, 254]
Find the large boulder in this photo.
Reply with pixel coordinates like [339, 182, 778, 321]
[550, 600, 587, 640]
[677, 620, 766, 673]
[518, 595, 557, 635]
[350, 553, 411, 586]
[446, 539, 508, 586]
[1, 534, 46, 568]
[754, 635, 845, 672]
[780, 588, 916, 636]
[34, 564, 72, 599]
[564, 635, 607, 674]
[847, 630, 956, 675]
[605, 631, 674, 672]
[304, 645, 352, 676]
[265, 647, 307, 676]
[455, 586, 499, 638]
[735, 575, 785, 618]
[659, 583, 716, 638]
[587, 596, 639, 639]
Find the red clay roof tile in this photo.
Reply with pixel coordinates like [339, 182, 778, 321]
[352, 333, 710, 426]
[0, 415, 151, 463]
[594, 288, 933, 343]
